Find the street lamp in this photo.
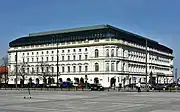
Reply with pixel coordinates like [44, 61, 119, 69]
[56, 43, 59, 87]
[145, 39, 148, 91]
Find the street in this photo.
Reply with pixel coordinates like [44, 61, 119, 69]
[0, 90, 180, 112]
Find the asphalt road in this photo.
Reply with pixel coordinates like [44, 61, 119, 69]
[0, 90, 180, 112]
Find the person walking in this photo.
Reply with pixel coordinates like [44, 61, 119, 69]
[137, 82, 141, 92]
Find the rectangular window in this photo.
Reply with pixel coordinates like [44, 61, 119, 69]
[85, 55, 87, 60]
[46, 57, 48, 61]
[52, 57, 54, 61]
[85, 66, 88, 72]
[73, 49, 76, 52]
[37, 57, 38, 62]
[73, 55, 76, 60]
[79, 55, 81, 60]
[62, 66, 64, 72]
[68, 56, 70, 60]
[68, 66, 70, 72]
[32, 68, 34, 73]
[27, 68, 29, 73]
[46, 67, 49, 72]
[106, 63, 109, 71]
[32, 58, 34, 62]
[27, 58, 29, 62]
[79, 66, 81, 72]
[73, 66, 76, 72]
[85, 48, 88, 51]
[52, 51, 54, 54]
[47, 51, 48, 54]
[111, 63, 114, 71]
[42, 57, 43, 61]
[36, 67, 39, 73]
[41, 67, 44, 72]
[62, 56, 64, 61]
[52, 67, 54, 73]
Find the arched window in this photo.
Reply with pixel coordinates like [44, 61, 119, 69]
[111, 49, 114, 57]
[106, 49, 109, 57]
[106, 63, 109, 71]
[95, 49, 99, 58]
[95, 63, 99, 71]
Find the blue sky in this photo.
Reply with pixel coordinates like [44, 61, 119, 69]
[0, 0, 179, 75]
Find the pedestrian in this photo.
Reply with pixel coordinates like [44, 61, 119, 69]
[137, 82, 141, 92]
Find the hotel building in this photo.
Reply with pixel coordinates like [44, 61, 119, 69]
[8, 25, 174, 87]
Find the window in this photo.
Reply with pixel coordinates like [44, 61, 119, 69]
[41, 67, 44, 72]
[68, 66, 70, 72]
[116, 48, 118, 56]
[79, 66, 82, 72]
[32, 52, 34, 55]
[95, 49, 99, 57]
[52, 57, 54, 61]
[27, 53, 29, 55]
[79, 49, 81, 52]
[111, 49, 114, 57]
[32, 58, 34, 62]
[95, 63, 99, 71]
[23, 53, 25, 55]
[62, 56, 64, 61]
[62, 66, 65, 72]
[36, 67, 39, 73]
[85, 48, 88, 51]
[106, 63, 109, 71]
[68, 50, 70, 53]
[85, 66, 88, 72]
[27, 68, 29, 73]
[32, 68, 34, 73]
[37, 57, 38, 62]
[42, 57, 43, 61]
[62, 50, 64, 53]
[51, 67, 54, 73]
[79, 55, 81, 60]
[37, 52, 38, 55]
[73, 55, 76, 60]
[68, 56, 70, 60]
[73, 66, 76, 72]
[42, 51, 43, 54]
[106, 49, 109, 57]
[46, 67, 49, 72]
[52, 51, 54, 54]
[73, 49, 76, 52]
[46, 51, 48, 54]
[46, 57, 48, 61]
[111, 63, 114, 71]
[23, 58, 25, 63]
[27, 58, 29, 62]
[85, 55, 88, 60]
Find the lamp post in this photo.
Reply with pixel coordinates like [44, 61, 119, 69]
[145, 39, 148, 91]
[56, 43, 59, 87]
[15, 51, 18, 89]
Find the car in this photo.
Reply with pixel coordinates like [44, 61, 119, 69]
[150, 84, 166, 90]
[89, 84, 104, 91]
[60, 82, 74, 88]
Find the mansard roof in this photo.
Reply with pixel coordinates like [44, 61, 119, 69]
[9, 24, 173, 54]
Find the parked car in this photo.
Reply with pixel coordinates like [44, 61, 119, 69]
[150, 84, 166, 90]
[89, 84, 104, 91]
[60, 82, 74, 88]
